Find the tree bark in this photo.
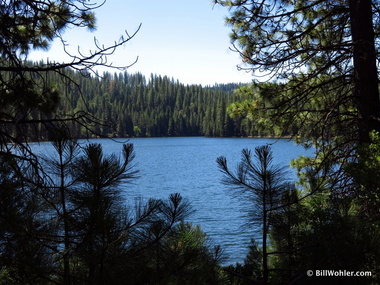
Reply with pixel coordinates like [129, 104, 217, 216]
[349, 0, 380, 143]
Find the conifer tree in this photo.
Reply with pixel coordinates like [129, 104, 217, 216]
[217, 145, 294, 284]
[0, 0, 139, 150]
[215, 0, 380, 151]
[69, 143, 137, 284]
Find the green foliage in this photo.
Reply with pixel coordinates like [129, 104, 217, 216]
[218, 142, 380, 284]
[0, 1, 96, 57]
[128, 222, 227, 284]
[266, 147, 380, 284]
[219, 155, 380, 284]
[214, 0, 380, 283]
[0, 0, 140, 148]
[218, 145, 295, 284]
[216, 0, 380, 178]
[224, 239, 263, 284]
[269, 189, 380, 284]
[0, 1, 232, 283]
[0, 153, 56, 284]
[0, 135, 227, 284]
[346, 130, 380, 218]
[23, 69, 251, 139]
[217, 145, 293, 228]
[133, 125, 142, 137]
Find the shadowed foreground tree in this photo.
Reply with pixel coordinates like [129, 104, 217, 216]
[0, 133, 228, 284]
[0, 0, 139, 158]
[268, 172, 380, 284]
[69, 142, 138, 284]
[217, 145, 294, 284]
[215, 4, 380, 280]
[41, 127, 80, 284]
[215, 1, 380, 197]
[57, 142, 226, 284]
[215, 0, 380, 145]
[217, 144, 379, 284]
[0, 153, 56, 284]
[0, 2, 138, 280]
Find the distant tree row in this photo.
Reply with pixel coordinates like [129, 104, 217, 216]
[18, 67, 264, 140]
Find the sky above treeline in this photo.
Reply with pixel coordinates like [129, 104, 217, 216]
[29, 0, 255, 86]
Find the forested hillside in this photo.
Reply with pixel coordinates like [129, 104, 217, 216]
[4, 0, 380, 283]
[42, 68, 257, 139]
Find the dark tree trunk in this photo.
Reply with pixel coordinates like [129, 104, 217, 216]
[58, 144, 71, 285]
[262, 178, 268, 285]
[349, 0, 380, 143]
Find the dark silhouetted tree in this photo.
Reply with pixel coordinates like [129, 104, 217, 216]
[0, 0, 139, 155]
[215, 0, 380, 144]
[217, 145, 294, 284]
[69, 143, 137, 284]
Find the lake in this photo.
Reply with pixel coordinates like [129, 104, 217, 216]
[31, 137, 313, 265]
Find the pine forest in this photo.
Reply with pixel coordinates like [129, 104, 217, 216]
[33, 68, 255, 140]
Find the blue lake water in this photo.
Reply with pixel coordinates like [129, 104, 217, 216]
[31, 137, 313, 265]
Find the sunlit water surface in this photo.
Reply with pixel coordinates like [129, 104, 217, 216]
[31, 137, 313, 265]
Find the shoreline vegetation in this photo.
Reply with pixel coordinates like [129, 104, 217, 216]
[1, 0, 380, 283]
[13, 67, 287, 142]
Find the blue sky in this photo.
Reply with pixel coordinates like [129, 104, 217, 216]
[29, 0, 254, 86]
